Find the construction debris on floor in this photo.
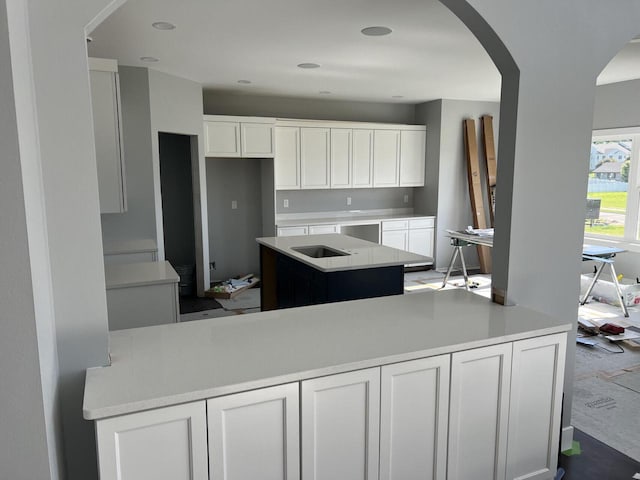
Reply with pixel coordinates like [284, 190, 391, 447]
[205, 273, 260, 299]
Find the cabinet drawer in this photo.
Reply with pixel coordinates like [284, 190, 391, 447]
[277, 226, 308, 237]
[409, 217, 434, 229]
[308, 224, 340, 235]
[381, 220, 409, 231]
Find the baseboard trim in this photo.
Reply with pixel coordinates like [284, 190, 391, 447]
[561, 426, 574, 452]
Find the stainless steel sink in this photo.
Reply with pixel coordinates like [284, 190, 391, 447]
[291, 245, 350, 258]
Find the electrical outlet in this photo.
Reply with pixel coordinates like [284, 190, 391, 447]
[231, 200, 238, 209]
[347, 196, 352, 206]
[283, 199, 289, 208]
[403, 194, 409, 203]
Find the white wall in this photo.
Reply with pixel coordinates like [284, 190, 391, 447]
[100, 66, 156, 244]
[204, 91, 416, 124]
[148, 69, 209, 295]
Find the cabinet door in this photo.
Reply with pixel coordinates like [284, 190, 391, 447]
[277, 226, 308, 236]
[331, 128, 352, 188]
[241, 122, 274, 157]
[301, 127, 331, 189]
[408, 228, 434, 258]
[204, 121, 241, 157]
[448, 344, 512, 480]
[302, 368, 380, 480]
[381, 230, 408, 251]
[380, 355, 450, 480]
[352, 129, 374, 188]
[208, 384, 300, 480]
[506, 334, 567, 480]
[399, 130, 426, 186]
[275, 126, 300, 189]
[90, 69, 126, 214]
[95, 401, 208, 480]
[373, 130, 400, 187]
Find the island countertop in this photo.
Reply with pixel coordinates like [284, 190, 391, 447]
[256, 233, 432, 272]
[83, 289, 571, 420]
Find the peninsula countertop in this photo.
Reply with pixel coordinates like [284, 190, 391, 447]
[104, 261, 179, 289]
[83, 289, 571, 420]
[256, 233, 432, 272]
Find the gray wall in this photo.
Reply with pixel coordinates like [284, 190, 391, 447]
[415, 99, 500, 270]
[204, 91, 416, 124]
[148, 69, 209, 295]
[593, 79, 640, 130]
[276, 188, 414, 214]
[1, 0, 62, 477]
[100, 66, 156, 244]
[207, 159, 266, 281]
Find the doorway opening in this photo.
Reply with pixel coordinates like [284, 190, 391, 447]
[159, 132, 197, 296]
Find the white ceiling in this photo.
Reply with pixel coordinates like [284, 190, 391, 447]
[88, 0, 640, 104]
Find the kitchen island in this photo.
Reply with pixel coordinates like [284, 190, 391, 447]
[257, 233, 431, 310]
[84, 289, 570, 480]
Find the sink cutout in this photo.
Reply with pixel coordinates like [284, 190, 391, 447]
[291, 245, 350, 258]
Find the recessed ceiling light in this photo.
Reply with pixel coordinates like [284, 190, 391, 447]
[361, 26, 392, 36]
[152, 21, 176, 30]
[319, 91, 331, 95]
[140, 56, 159, 63]
[392, 95, 404, 99]
[297, 63, 321, 69]
[237, 80, 252, 84]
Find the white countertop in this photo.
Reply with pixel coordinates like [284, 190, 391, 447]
[83, 289, 570, 420]
[276, 212, 434, 227]
[256, 233, 431, 271]
[105, 261, 179, 289]
[102, 238, 158, 255]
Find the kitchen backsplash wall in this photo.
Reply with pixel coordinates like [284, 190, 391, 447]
[275, 188, 414, 214]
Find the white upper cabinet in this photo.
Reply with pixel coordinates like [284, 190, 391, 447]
[400, 130, 426, 186]
[204, 115, 274, 158]
[352, 129, 374, 188]
[204, 121, 241, 157]
[330, 128, 352, 188]
[274, 126, 300, 189]
[373, 130, 401, 187]
[89, 58, 126, 214]
[300, 127, 331, 189]
[241, 122, 275, 157]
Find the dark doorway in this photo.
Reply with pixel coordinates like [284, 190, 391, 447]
[159, 133, 196, 295]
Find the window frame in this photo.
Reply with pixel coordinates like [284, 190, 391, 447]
[585, 127, 640, 249]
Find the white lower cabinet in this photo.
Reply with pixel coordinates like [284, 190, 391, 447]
[380, 355, 450, 480]
[207, 383, 300, 480]
[95, 401, 208, 480]
[301, 368, 380, 480]
[506, 334, 567, 480]
[93, 333, 566, 480]
[449, 343, 512, 480]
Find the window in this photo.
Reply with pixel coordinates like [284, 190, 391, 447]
[585, 130, 640, 241]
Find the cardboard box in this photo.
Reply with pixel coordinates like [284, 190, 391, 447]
[580, 273, 640, 307]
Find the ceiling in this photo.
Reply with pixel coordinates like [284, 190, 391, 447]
[88, 0, 640, 104]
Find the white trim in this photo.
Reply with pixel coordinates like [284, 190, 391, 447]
[561, 426, 574, 453]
